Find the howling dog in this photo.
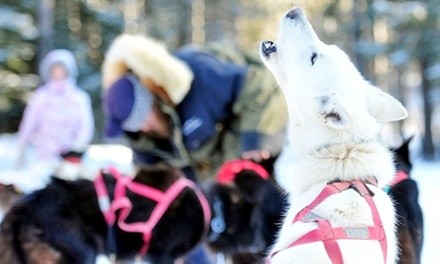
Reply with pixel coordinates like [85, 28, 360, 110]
[260, 7, 407, 264]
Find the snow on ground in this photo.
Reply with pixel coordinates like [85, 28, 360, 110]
[0, 133, 439, 262]
[0, 133, 134, 192]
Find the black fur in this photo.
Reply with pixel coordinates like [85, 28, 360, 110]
[389, 137, 424, 264]
[205, 165, 287, 264]
[0, 165, 208, 264]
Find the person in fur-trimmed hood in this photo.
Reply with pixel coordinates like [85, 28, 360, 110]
[102, 33, 287, 181]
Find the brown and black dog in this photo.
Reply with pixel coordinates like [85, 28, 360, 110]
[0, 164, 210, 264]
[388, 137, 424, 264]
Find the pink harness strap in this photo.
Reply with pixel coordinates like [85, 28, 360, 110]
[388, 170, 409, 187]
[93, 167, 211, 257]
[267, 179, 387, 264]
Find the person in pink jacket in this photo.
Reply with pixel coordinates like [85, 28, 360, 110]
[16, 49, 94, 169]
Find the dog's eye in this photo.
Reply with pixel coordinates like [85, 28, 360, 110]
[311, 52, 318, 65]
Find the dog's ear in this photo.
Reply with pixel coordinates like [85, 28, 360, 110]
[315, 95, 353, 129]
[366, 86, 408, 122]
[395, 136, 414, 168]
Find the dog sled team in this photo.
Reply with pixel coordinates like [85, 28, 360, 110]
[0, 6, 424, 264]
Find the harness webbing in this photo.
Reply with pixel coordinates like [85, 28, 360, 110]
[93, 167, 211, 257]
[388, 170, 409, 187]
[267, 179, 387, 264]
[383, 170, 409, 193]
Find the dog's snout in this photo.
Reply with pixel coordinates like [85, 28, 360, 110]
[286, 8, 302, 19]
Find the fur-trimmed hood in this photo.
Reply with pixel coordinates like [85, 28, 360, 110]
[102, 34, 194, 105]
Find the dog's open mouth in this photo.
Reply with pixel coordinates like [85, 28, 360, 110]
[261, 40, 277, 58]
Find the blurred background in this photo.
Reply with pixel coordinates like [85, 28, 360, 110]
[0, 0, 439, 161]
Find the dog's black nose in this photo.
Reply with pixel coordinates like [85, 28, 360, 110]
[286, 8, 302, 19]
[261, 41, 276, 57]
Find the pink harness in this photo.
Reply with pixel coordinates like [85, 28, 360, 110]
[267, 179, 387, 264]
[93, 167, 211, 257]
[383, 170, 409, 193]
[388, 170, 409, 187]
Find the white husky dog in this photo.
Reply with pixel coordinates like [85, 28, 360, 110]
[259, 7, 407, 264]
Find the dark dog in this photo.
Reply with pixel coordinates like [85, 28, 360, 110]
[0, 164, 210, 264]
[388, 137, 424, 264]
[205, 159, 287, 264]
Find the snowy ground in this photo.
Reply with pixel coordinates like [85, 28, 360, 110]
[0, 133, 134, 192]
[0, 133, 439, 262]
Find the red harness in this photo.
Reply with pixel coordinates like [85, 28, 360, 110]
[216, 159, 270, 184]
[267, 179, 387, 264]
[63, 156, 82, 164]
[93, 167, 211, 257]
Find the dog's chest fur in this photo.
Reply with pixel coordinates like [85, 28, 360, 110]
[275, 140, 396, 197]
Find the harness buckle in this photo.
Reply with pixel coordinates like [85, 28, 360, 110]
[343, 227, 370, 239]
[302, 212, 323, 222]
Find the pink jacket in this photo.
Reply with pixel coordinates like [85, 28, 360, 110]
[18, 80, 94, 160]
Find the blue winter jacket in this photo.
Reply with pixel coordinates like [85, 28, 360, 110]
[173, 46, 248, 150]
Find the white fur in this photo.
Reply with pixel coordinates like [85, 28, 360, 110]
[56, 144, 135, 181]
[260, 7, 407, 264]
[102, 34, 193, 104]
